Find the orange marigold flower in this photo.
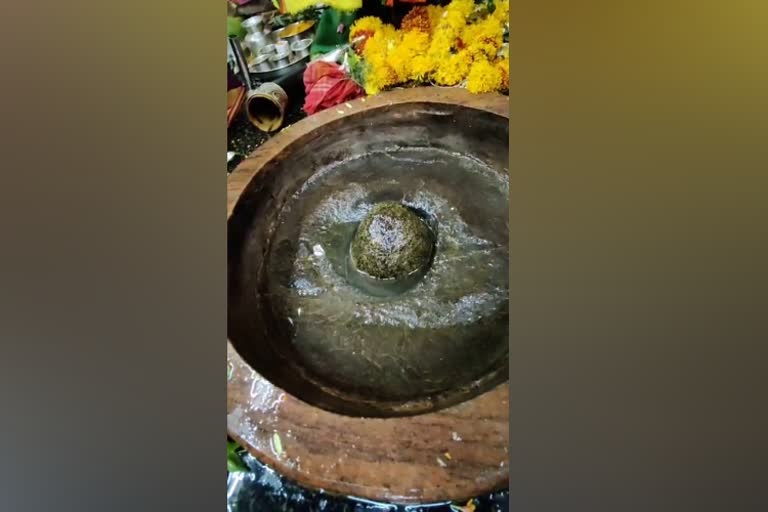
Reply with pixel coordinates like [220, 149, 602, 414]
[401, 6, 432, 33]
[496, 58, 509, 90]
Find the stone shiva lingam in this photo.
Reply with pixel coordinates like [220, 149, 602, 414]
[350, 201, 434, 281]
[227, 87, 509, 504]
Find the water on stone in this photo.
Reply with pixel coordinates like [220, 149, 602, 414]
[263, 146, 508, 403]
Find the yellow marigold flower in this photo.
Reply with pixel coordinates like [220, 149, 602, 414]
[388, 30, 430, 81]
[493, 0, 509, 24]
[463, 17, 503, 59]
[448, 0, 475, 19]
[434, 50, 471, 86]
[356, 0, 507, 95]
[361, 26, 402, 94]
[460, 23, 479, 52]
[362, 36, 385, 62]
[350, 16, 384, 39]
[410, 54, 434, 81]
[364, 81, 381, 95]
[283, 0, 360, 14]
[388, 54, 409, 82]
[426, 5, 445, 31]
[362, 25, 400, 61]
[433, 0, 470, 39]
[427, 31, 453, 56]
[444, 10, 468, 35]
[466, 58, 502, 93]
[365, 64, 398, 95]
[403, 30, 430, 52]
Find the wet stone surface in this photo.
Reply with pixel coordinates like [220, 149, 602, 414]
[262, 147, 509, 405]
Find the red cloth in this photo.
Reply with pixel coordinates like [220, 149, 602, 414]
[302, 61, 364, 115]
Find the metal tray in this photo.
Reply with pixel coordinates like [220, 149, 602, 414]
[248, 53, 310, 81]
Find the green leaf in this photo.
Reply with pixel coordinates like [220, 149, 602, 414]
[227, 439, 249, 473]
[228, 457, 249, 473]
[346, 50, 367, 88]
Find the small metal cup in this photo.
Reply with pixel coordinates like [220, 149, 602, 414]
[245, 82, 288, 133]
[251, 53, 272, 72]
[290, 38, 313, 59]
[241, 15, 264, 34]
[274, 40, 290, 57]
[259, 44, 276, 56]
[270, 52, 290, 67]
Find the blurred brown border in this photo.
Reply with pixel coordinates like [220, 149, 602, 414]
[1, 0, 767, 511]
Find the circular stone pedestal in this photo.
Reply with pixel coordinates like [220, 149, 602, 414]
[228, 87, 509, 504]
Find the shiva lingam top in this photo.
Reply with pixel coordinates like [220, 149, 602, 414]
[350, 201, 434, 280]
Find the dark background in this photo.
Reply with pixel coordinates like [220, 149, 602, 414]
[227, 451, 508, 511]
[1, 1, 767, 512]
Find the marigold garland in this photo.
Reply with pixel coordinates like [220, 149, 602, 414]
[350, 16, 384, 39]
[426, 5, 445, 30]
[466, 58, 501, 93]
[461, 16, 502, 60]
[349, 0, 508, 95]
[389, 30, 430, 82]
